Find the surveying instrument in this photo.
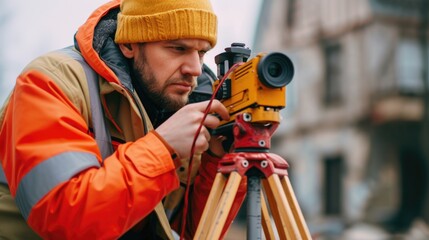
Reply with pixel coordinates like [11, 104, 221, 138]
[194, 43, 312, 239]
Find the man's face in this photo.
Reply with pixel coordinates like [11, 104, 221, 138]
[129, 39, 212, 111]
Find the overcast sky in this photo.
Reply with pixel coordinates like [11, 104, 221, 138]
[0, 0, 262, 104]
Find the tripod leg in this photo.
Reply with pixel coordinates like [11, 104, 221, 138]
[261, 188, 276, 240]
[265, 174, 302, 240]
[262, 178, 289, 239]
[194, 172, 227, 239]
[281, 176, 312, 239]
[206, 171, 242, 240]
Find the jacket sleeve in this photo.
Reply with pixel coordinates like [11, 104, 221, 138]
[0, 69, 180, 239]
[171, 152, 247, 239]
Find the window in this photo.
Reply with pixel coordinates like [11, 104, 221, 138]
[396, 37, 427, 95]
[324, 155, 343, 215]
[287, 0, 297, 28]
[323, 41, 343, 106]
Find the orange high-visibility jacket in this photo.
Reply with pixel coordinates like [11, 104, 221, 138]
[0, 0, 245, 239]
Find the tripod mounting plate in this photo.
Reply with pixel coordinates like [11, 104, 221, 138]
[218, 152, 288, 177]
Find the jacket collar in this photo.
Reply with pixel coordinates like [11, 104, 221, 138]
[74, 0, 130, 89]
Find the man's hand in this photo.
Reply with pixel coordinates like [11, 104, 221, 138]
[155, 100, 229, 159]
[207, 135, 228, 158]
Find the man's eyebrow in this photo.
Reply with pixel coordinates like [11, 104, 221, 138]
[167, 40, 212, 51]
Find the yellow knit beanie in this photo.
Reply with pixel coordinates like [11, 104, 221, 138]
[115, 0, 217, 47]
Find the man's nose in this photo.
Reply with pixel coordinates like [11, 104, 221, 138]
[181, 52, 202, 77]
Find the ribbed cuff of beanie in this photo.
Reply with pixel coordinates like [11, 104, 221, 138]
[115, 9, 217, 47]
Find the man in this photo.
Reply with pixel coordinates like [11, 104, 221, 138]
[0, 0, 246, 239]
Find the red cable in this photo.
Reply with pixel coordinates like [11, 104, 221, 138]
[179, 62, 243, 239]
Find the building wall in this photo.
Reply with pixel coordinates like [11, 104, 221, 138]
[253, 0, 428, 235]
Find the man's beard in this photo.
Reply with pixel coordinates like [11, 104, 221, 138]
[131, 54, 194, 112]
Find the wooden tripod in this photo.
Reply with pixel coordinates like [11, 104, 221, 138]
[194, 114, 312, 239]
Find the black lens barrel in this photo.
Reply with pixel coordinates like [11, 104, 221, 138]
[257, 52, 294, 88]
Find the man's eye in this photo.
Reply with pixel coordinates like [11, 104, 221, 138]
[198, 50, 207, 57]
[172, 46, 186, 52]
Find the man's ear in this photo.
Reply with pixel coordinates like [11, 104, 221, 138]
[119, 43, 135, 59]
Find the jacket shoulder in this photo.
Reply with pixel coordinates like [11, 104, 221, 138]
[21, 48, 92, 125]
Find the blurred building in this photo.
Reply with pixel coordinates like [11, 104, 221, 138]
[251, 0, 429, 238]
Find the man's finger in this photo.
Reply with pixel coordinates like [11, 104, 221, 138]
[207, 100, 229, 121]
[203, 115, 221, 129]
[201, 127, 211, 142]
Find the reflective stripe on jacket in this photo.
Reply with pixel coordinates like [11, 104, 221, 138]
[0, 165, 7, 184]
